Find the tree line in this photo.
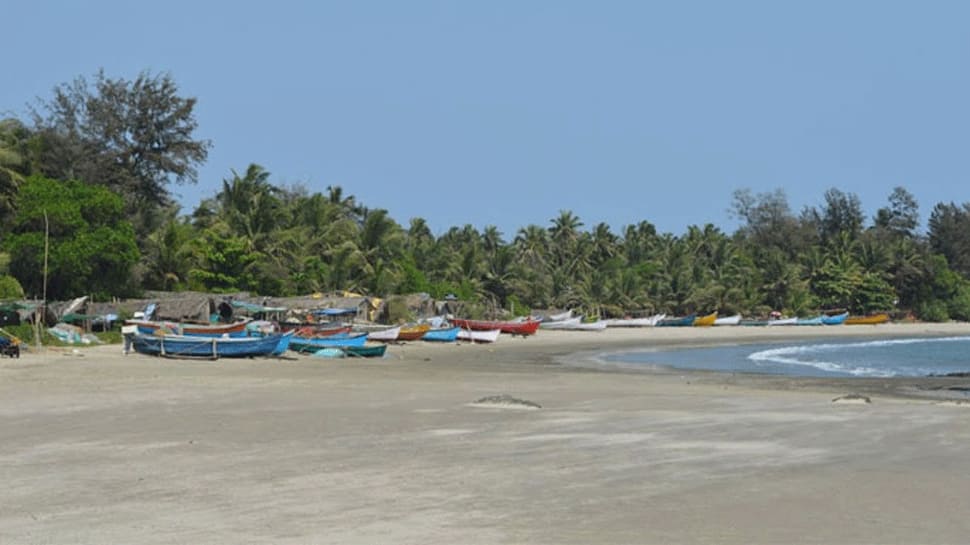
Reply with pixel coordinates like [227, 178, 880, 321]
[3, 70, 970, 321]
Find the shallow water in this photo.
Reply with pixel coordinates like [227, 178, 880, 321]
[605, 336, 970, 377]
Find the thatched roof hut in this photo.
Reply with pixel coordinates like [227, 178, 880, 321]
[266, 292, 379, 322]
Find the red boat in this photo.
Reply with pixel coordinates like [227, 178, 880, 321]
[450, 318, 541, 336]
[125, 319, 250, 337]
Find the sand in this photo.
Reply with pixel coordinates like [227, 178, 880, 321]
[3, 323, 970, 544]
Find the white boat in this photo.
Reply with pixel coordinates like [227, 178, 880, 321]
[367, 326, 402, 342]
[545, 309, 573, 322]
[456, 328, 501, 343]
[713, 314, 742, 326]
[767, 317, 798, 326]
[603, 313, 666, 327]
[572, 320, 607, 331]
[540, 317, 582, 329]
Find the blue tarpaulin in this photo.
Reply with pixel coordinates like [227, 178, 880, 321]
[312, 308, 357, 316]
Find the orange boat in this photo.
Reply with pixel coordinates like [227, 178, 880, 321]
[693, 311, 718, 327]
[844, 313, 890, 325]
[397, 323, 431, 341]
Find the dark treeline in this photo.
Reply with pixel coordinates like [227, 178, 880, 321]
[3, 71, 970, 321]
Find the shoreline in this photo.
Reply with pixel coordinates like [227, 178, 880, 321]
[4, 322, 970, 543]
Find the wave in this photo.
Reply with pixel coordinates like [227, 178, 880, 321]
[747, 336, 970, 377]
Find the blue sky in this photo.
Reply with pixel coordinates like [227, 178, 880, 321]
[4, 1, 969, 238]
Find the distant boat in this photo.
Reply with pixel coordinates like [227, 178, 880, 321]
[796, 316, 824, 326]
[845, 313, 891, 325]
[822, 312, 849, 325]
[129, 331, 290, 358]
[657, 314, 697, 327]
[126, 319, 250, 338]
[456, 328, 501, 343]
[603, 314, 666, 327]
[397, 323, 432, 341]
[545, 310, 573, 322]
[341, 344, 388, 358]
[693, 312, 718, 327]
[540, 317, 582, 329]
[767, 317, 798, 326]
[367, 326, 402, 342]
[289, 333, 368, 353]
[422, 326, 461, 342]
[450, 318, 541, 336]
[713, 314, 742, 326]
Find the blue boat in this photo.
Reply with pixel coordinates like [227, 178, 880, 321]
[656, 314, 697, 327]
[797, 315, 824, 326]
[422, 326, 460, 342]
[289, 333, 368, 353]
[129, 332, 289, 359]
[822, 312, 849, 325]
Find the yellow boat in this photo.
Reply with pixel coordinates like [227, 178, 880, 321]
[693, 311, 718, 327]
[844, 313, 890, 325]
[396, 323, 431, 341]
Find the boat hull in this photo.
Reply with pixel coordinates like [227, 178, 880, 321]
[822, 312, 849, 325]
[713, 314, 742, 326]
[127, 319, 250, 338]
[845, 313, 890, 325]
[450, 319, 541, 336]
[456, 328, 501, 343]
[422, 327, 460, 342]
[657, 314, 696, 327]
[290, 333, 368, 353]
[130, 332, 286, 358]
[693, 312, 718, 327]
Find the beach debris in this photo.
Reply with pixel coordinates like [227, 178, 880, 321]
[469, 394, 542, 410]
[832, 393, 871, 404]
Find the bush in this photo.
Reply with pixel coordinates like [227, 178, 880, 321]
[918, 300, 950, 322]
[947, 287, 970, 322]
[0, 275, 24, 299]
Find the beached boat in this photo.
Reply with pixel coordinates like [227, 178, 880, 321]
[603, 314, 666, 327]
[289, 333, 368, 353]
[540, 317, 582, 329]
[572, 320, 608, 331]
[796, 315, 824, 326]
[397, 323, 432, 341]
[126, 319, 250, 338]
[129, 331, 289, 358]
[421, 326, 461, 342]
[845, 313, 891, 325]
[739, 319, 770, 326]
[822, 312, 849, 325]
[545, 310, 574, 322]
[693, 312, 718, 327]
[450, 318, 541, 336]
[767, 317, 798, 326]
[657, 314, 696, 327]
[713, 314, 742, 326]
[341, 344, 388, 358]
[367, 326, 402, 342]
[456, 328, 501, 343]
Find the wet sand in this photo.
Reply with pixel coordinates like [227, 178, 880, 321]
[3, 323, 970, 544]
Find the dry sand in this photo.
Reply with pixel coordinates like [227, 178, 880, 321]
[3, 323, 970, 544]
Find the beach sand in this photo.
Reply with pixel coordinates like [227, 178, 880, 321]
[3, 323, 970, 544]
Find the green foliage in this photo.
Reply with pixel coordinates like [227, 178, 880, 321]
[6, 176, 139, 299]
[918, 300, 949, 322]
[0, 275, 24, 298]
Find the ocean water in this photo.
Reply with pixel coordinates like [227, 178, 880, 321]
[604, 336, 970, 378]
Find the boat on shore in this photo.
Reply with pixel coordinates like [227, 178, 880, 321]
[822, 312, 849, 325]
[657, 314, 696, 327]
[367, 326, 402, 342]
[845, 313, 891, 325]
[767, 317, 798, 326]
[456, 328, 501, 343]
[544, 310, 573, 322]
[126, 319, 250, 338]
[540, 317, 582, 329]
[450, 318, 541, 336]
[603, 314, 666, 327]
[796, 316, 824, 326]
[289, 333, 369, 353]
[693, 312, 718, 327]
[713, 314, 742, 326]
[397, 323, 432, 341]
[129, 331, 289, 358]
[422, 326, 461, 342]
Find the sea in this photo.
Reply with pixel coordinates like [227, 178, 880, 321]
[604, 336, 970, 378]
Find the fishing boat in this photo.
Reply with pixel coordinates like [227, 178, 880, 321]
[845, 313, 891, 325]
[766, 317, 798, 326]
[450, 318, 541, 336]
[603, 314, 666, 327]
[126, 319, 250, 338]
[572, 320, 608, 331]
[540, 317, 582, 329]
[289, 333, 368, 353]
[713, 314, 742, 326]
[656, 314, 697, 327]
[129, 331, 289, 358]
[693, 312, 718, 327]
[367, 326, 402, 342]
[422, 326, 461, 342]
[397, 323, 432, 341]
[822, 312, 849, 325]
[544, 310, 574, 322]
[796, 315, 824, 326]
[456, 328, 501, 343]
[341, 344, 388, 358]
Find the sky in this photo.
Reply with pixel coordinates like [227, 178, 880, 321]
[4, 1, 970, 238]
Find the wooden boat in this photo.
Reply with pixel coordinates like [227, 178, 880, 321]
[367, 326, 402, 342]
[289, 333, 368, 353]
[294, 325, 353, 337]
[656, 314, 696, 327]
[572, 320, 607, 331]
[796, 315, 824, 326]
[822, 312, 849, 325]
[545, 310, 574, 322]
[126, 319, 250, 338]
[713, 314, 741, 326]
[767, 317, 798, 326]
[450, 318, 541, 336]
[456, 328, 501, 343]
[845, 313, 890, 325]
[129, 331, 289, 358]
[693, 312, 718, 327]
[422, 326, 460, 342]
[540, 317, 582, 329]
[603, 314, 666, 327]
[341, 344, 388, 358]
[397, 323, 432, 341]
